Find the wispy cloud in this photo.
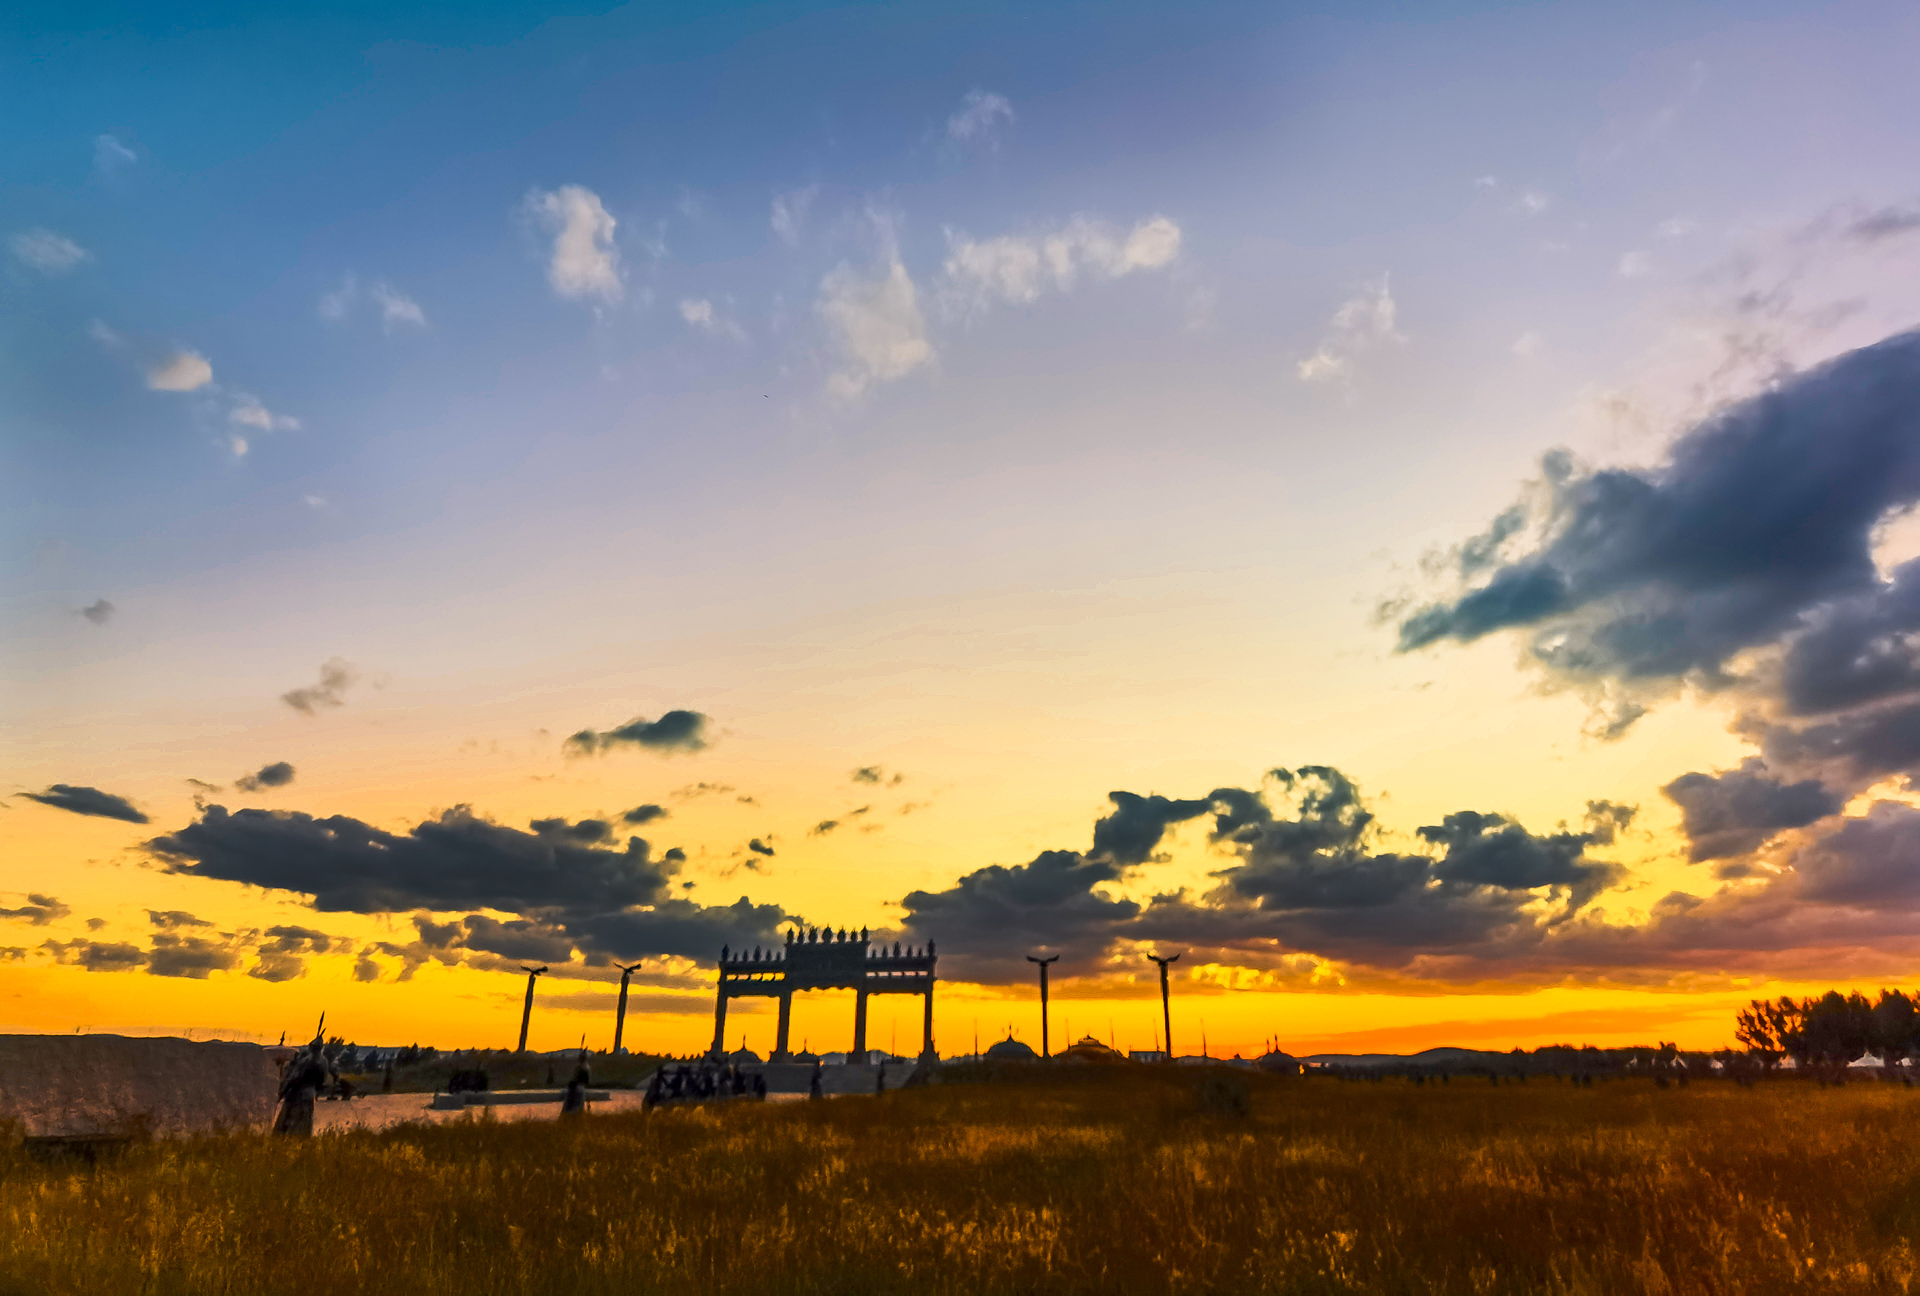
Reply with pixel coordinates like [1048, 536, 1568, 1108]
[947, 90, 1014, 146]
[819, 212, 932, 400]
[1298, 275, 1404, 384]
[524, 185, 624, 304]
[771, 185, 820, 247]
[11, 229, 91, 275]
[320, 276, 429, 331]
[679, 298, 746, 341]
[93, 134, 136, 174]
[940, 216, 1182, 318]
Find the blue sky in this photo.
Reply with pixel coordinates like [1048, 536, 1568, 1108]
[8, 0, 1920, 1052]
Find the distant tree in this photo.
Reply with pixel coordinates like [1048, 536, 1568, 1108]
[1801, 991, 1873, 1079]
[1873, 990, 1919, 1073]
[1736, 998, 1799, 1070]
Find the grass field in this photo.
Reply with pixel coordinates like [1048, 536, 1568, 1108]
[5, 1064, 1919, 1294]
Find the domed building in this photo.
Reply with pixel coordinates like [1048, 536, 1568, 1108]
[1257, 1049, 1301, 1076]
[1058, 1035, 1128, 1064]
[984, 1034, 1038, 1062]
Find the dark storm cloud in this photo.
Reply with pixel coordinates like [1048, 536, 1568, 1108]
[42, 938, 147, 972]
[459, 914, 577, 962]
[1660, 758, 1843, 861]
[1090, 792, 1212, 865]
[1790, 802, 1920, 910]
[80, 598, 114, 625]
[19, 784, 148, 824]
[1419, 811, 1622, 909]
[1397, 331, 1920, 698]
[234, 761, 295, 793]
[281, 658, 357, 715]
[0, 894, 70, 925]
[902, 850, 1140, 979]
[622, 804, 668, 825]
[147, 805, 678, 914]
[747, 838, 775, 857]
[903, 767, 1637, 981]
[564, 710, 710, 756]
[564, 896, 791, 962]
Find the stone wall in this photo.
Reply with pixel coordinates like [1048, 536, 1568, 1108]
[0, 1034, 279, 1139]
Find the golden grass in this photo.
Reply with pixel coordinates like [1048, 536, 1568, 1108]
[6, 1066, 1920, 1294]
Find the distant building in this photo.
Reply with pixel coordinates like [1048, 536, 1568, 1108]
[1129, 1049, 1167, 1064]
[984, 1035, 1038, 1062]
[1058, 1035, 1127, 1064]
[1257, 1050, 1302, 1076]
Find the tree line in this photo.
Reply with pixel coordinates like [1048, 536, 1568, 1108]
[1736, 990, 1920, 1077]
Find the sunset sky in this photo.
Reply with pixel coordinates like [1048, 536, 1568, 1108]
[8, 0, 1920, 1059]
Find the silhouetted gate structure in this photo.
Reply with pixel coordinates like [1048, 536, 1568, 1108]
[710, 928, 936, 1060]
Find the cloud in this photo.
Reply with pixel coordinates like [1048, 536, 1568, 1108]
[1512, 332, 1545, 359]
[93, 135, 136, 173]
[1298, 276, 1403, 384]
[43, 939, 146, 972]
[1617, 250, 1652, 278]
[1395, 329, 1920, 742]
[371, 282, 427, 330]
[525, 185, 624, 304]
[811, 819, 840, 836]
[11, 229, 91, 275]
[320, 276, 428, 331]
[249, 925, 334, 982]
[146, 933, 240, 979]
[850, 765, 905, 785]
[947, 89, 1015, 145]
[564, 710, 710, 756]
[679, 298, 745, 340]
[149, 805, 682, 915]
[940, 216, 1181, 317]
[621, 804, 667, 825]
[234, 761, 295, 793]
[771, 185, 819, 247]
[19, 784, 148, 824]
[281, 658, 358, 715]
[1661, 759, 1842, 861]
[146, 910, 210, 930]
[226, 395, 299, 458]
[819, 244, 932, 400]
[145, 351, 213, 392]
[901, 767, 1632, 983]
[79, 599, 113, 625]
[1845, 207, 1920, 244]
[0, 894, 70, 925]
[563, 896, 791, 963]
[747, 838, 775, 858]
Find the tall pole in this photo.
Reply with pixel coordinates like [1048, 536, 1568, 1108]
[612, 961, 642, 1054]
[517, 965, 548, 1052]
[1147, 953, 1181, 1062]
[1026, 954, 1059, 1058]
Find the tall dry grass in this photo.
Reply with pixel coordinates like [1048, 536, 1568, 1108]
[4, 1066, 1919, 1294]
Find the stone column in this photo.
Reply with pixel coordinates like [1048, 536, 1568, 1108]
[709, 989, 729, 1058]
[922, 981, 935, 1060]
[775, 990, 793, 1060]
[852, 988, 869, 1061]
